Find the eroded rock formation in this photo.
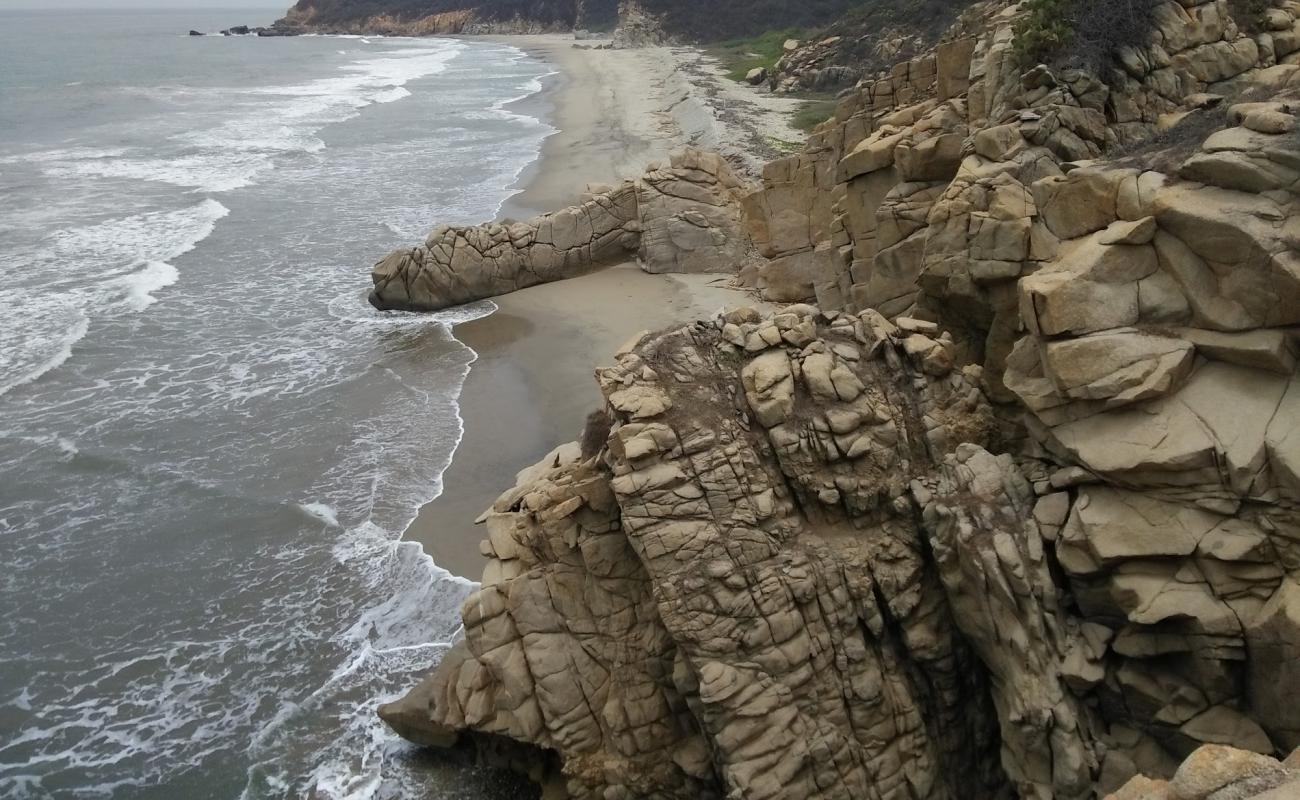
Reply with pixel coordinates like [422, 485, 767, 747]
[382, 306, 1010, 799]
[369, 149, 757, 311]
[378, 0, 1300, 797]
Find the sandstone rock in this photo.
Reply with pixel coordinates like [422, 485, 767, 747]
[377, 6, 1300, 798]
[1241, 109, 1296, 134]
[370, 149, 754, 311]
[1168, 745, 1290, 799]
[1058, 487, 1214, 568]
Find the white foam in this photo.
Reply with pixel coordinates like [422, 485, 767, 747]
[0, 199, 228, 396]
[117, 261, 180, 312]
[36, 41, 465, 194]
[45, 150, 270, 193]
[0, 308, 88, 398]
[372, 86, 410, 104]
[325, 290, 497, 329]
[298, 503, 342, 529]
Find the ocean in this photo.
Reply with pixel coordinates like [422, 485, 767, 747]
[0, 8, 553, 799]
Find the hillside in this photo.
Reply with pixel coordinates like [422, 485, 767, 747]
[275, 0, 874, 39]
[276, 0, 614, 33]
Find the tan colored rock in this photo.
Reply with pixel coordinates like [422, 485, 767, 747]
[1107, 775, 1171, 800]
[741, 350, 795, 428]
[370, 148, 755, 311]
[1058, 487, 1215, 568]
[1241, 109, 1297, 134]
[376, 9, 1300, 799]
[1168, 745, 1290, 799]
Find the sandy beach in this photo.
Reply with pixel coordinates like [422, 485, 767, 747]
[408, 35, 793, 578]
[494, 34, 807, 217]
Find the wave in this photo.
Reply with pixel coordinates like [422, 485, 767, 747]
[118, 261, 180, 312]
[44, 198, 229, 273]
[0, 36, 552, 799]
[325, 291, 497, 329]
[32, 40, 465, 194]
[0, 309, 89, 399]
[373, 86, 411, 104]
[0, 199, 228, 397]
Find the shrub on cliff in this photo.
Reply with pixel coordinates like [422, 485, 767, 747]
[1013, 0, 1156, 69]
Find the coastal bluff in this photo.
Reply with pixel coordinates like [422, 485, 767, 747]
[373, 0, 1300, 798]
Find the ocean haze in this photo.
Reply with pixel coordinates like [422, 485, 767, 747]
[0, 8, 547, 798]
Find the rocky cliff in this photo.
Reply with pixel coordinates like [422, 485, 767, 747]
[376, 0, 1300, 797]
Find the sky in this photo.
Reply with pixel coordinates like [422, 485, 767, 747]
[0, 1, 285, 7]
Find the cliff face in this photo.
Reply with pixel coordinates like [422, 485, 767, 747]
[383, 307, 1011, 799]
[378, 0, 1300, 797]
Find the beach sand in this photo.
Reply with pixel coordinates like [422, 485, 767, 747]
[407, 35, 793, 578]
[494, 34, 807, 218]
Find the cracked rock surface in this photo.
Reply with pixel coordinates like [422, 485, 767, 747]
[377, 0, 1300, 796]
[368, 149, 757, 311]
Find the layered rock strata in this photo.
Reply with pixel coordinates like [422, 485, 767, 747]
[369, 149, 756, 311]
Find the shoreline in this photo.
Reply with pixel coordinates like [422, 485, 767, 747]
[487, 34, 682, 218]
[405, 34, 785, 578]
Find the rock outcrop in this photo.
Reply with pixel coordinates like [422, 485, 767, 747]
[369, 149, 757, 311]
[382, 306, 1011, 799]
[1106, 743, 1300, 799]
[610, 1, 668, 48]
[376, 0, 1300, 797]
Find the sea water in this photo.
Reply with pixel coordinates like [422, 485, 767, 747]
[0, 8, 553, 798]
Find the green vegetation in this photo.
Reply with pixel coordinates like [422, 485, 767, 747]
[651, 0, 873, 41]
[1013, 0, 1075, 66]
[288, 0, 871, 41]
[766, 137, 804, 154]
[1012, 0, 1155, 68]
[711, 29, 805, 82]
[791, 99, 839, 132]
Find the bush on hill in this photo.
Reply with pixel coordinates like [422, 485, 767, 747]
[1013, 0, 1156, 69]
